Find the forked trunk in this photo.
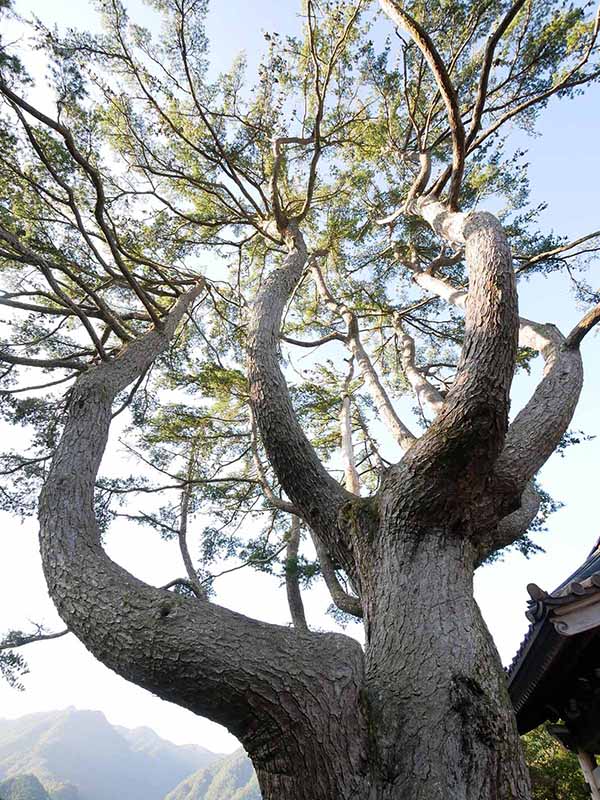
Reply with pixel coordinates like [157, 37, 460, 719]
[250, 521, 532, 800]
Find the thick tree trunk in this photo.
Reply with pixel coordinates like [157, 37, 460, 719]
[252, 517, 532, 800]
[361, 528, 531, 799]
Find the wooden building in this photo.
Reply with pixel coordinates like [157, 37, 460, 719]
[508, 538, 600, 798]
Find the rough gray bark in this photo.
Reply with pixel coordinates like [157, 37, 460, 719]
[357, 527, 532, 799]
[246, 226, 357, 580]
[407, 266, 583, 557]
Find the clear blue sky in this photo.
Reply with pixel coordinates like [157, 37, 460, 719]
[1, 0, 599, 753]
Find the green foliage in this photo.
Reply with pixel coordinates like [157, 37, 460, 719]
[0, 0, 598, 649]
[0, 645, 29, 691]
[523, 726, 591, 800]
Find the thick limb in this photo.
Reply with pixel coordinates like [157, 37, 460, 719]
[476, 481, 541, 563]
[38, 284, 368, 798]
[398, 199, 519, 498]
[361, 528, 532, 799]
[406, 264, 582, 547]
[247, 227, 357, 576]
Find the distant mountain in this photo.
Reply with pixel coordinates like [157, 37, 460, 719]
[0, 774, 52, 800]
[165, 749, 260, 800]
[0, 709, 221, 800]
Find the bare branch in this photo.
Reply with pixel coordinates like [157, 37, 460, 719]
[565, 303, 600, 349]
[160, 578, 205, 600]
[340, 359, 361, 495]
[0, 79, 162, 326]
[379, 1, 465, 208]
[0, 627, 70, 651]
[516, 230, 600, 274]
[310, 531, 363, 619]
[394, 321, 444, 416]
[311, 260, 416, 450]
[285, 516, 309, 631]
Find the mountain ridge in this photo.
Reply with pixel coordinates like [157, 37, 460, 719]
[0, 708, 224, 800]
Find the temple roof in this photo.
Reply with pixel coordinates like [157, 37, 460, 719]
[507, 537, 600, 747]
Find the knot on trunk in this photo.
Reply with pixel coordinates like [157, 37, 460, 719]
[338, 497, 379, 544]
[450, 674, 502, 752]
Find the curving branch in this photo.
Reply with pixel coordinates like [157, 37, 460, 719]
[397, 198, 519, 486]
[515, 229, 600, 274]
[310, 530, 363, 619]
[494, 325, 583, 502]
[379, 1, 465, 208]
[476, 481, 541, 564]
[37, 280, 366, 780]
[565, 302, 600, 349]
[247, 226, 356, 576]
[393, 320, 444, 417]
[403, 257, 584, 517]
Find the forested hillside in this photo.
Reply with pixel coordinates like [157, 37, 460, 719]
[165, 750, 259, 800]
[0, 710, 219, 800]
[0, 774, 54, 800]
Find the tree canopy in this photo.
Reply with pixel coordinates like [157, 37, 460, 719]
[1, 1, 599, 797]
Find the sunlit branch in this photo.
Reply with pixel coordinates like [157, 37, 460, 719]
[285, 515, 309, 631]
[339, 359, 361, 495]
[379, 0, 465, 209]
[394, 321, 444, 417]
[515, 230, 600, 274]
[311, 260, 416, 450]
[565, 303, 600, 349]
